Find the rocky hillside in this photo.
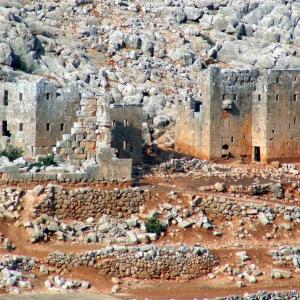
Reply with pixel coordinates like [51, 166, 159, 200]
[0, 0, 300, 147]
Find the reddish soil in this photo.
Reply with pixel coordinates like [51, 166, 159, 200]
[2, 162, 300, 299]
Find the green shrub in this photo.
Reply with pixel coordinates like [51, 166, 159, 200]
[38, 154, 56, 166]
[18, 57, 28, 72]
[0, 145, 23, 161]
[28, 154, 57, 169]
[145, 217, 165, 235]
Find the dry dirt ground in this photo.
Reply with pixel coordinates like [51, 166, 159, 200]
[1, 161, 300, 299]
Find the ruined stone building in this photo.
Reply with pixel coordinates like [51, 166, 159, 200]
[0, 70, 143, 180]
[0, 71, 80, 155]
[176, 67, 300, 163]
[54, 95, 143, 180]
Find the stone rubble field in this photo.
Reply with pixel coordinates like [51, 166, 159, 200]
[0, 159, 298, 298]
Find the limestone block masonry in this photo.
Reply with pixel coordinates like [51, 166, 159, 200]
[45, 245, 219, 280]
[33, 185, 149, 220]
[176, 67, 300, 163]
[0, 72, 80, 156]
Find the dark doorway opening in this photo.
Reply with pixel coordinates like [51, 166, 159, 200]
[194, 101, 202, 112]
[2, 121, 11, 137]
[254, 146, 261, 162]
[221, 144, 229, 158]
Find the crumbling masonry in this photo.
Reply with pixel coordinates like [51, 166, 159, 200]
[0, 71, 143, 181]
[176, 67, 300, 163]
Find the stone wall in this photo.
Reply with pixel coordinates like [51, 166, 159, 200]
[196, 195, 300, 223]
[110, 104, 143, 164]
[0, 73, 80, 156]
[209, 67, 258, 160]
[45, 245, 219, 280]
[254, 70, 300, 162]
[175, 67, 300, 163]
[33, 185, 148, 220]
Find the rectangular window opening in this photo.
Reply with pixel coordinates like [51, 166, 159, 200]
[46, 93, 50, 100]
[275, 94, 279, 101]
[19, 93, 23, 101]
[258, 94, 261, 101]
[231, 136, 234, 143]
[4, 90, 8, 106]
[2, 121, 10, 137]
[124, 120, 129, 127]
[294, 94, 298, 102]
[46, 123, 50, 131]
[60, 123, 64, 131]
[19, 123, 23, 131]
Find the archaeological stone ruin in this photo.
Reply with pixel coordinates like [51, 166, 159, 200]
[1, 0, 300, 298]
[0, 70, 143, 181]
[176, 67, 300, 163]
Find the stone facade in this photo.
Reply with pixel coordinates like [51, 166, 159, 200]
[33, 185, 148, 220]
[176, 67, 300, 163]
[0, 71, 80, 156]
[109, 104, 143, 164]
[0, 71, 144, 181]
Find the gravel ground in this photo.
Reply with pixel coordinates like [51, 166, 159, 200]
[0, 293, 119, 300]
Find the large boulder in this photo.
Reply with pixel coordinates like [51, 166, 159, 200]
[184, 7, 203, 21]
[0, 42, 12, 65]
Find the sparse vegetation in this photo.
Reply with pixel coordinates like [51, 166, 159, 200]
[18, 57, 28, 72]
[0, 145, 23, 162]
[145, 217, 165, 235]
[28, 154, 57, 169]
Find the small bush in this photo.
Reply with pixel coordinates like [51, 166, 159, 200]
[38, 154, 57, 166]
[29, 154, 57, 169]
[19, 59, 27, 72]
[0, 145, 23, 161]
[145, 217, 165, 235]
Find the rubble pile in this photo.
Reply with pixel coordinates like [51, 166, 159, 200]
[0, 188, 24, 220]
[44, 276, 90, 290]
[23, 214, 158, 245]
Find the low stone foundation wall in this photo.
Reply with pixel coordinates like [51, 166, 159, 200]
[33, 185, 149, 220]
[197, 195, 300, 222]
[45, 245, 219, 280]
